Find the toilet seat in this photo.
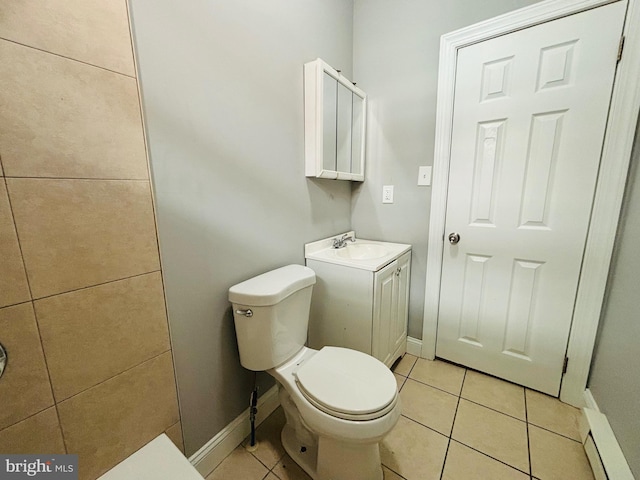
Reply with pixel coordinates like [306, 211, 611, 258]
[294, 347, 398, 421]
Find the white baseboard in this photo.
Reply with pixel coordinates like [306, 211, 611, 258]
[579, 392, 634, 480]
[583, 388, 600, 411]
[189, 385, 280, 478]
[406, 336, 422, 357]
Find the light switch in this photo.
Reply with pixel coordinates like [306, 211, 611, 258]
[382, 185, 394, 203]
[418, 166, 432, 186]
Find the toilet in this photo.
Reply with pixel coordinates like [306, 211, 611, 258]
[229, 264, 401, 480]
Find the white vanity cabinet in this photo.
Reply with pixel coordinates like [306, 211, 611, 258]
[306, 249, 411, 368]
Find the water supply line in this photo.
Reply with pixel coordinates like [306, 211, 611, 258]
[247, 373, 259, 452]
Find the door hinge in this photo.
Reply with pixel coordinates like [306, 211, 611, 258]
[562, 357, 569, 374]
[617, 36, 625, 63]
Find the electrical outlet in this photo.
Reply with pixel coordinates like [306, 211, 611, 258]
[382, 185, 394, 203]
[418, 166, 432, 186]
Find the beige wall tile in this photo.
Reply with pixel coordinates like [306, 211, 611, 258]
[0, 40, 147, 180]
[400, 378, 459, 436]
[0, 0, 134, 75]
[442, 440, 529, 480]
[165, 422, 185, 454]
[383, 466, 404, 480]
[529, 425, 595, 480]
[7, 178, 160, 298]
[35, 272, 170, 401]
[0, 408, 66, 454]
[452, 399, 529, 474]
[0, 182, 30, 307]
[57, 352, 179, 480]
[409, 358, 466, 395]
[526, 389, 581, 441]
[381, 416, 449, 480]
[461, 370, 526, 420]
[0, 303, 54, 430]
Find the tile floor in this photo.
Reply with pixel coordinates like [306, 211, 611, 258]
[206, 355, 593, 480]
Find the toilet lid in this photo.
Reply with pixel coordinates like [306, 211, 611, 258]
[294, 347, 397, 419]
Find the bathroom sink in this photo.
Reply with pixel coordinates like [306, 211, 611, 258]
[304, 232, 411, 271]
[335, 243, 388, 260]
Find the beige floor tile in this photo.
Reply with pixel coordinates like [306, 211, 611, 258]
[0, 182, 30, 308]
[529, 425, 594, 480]
[381, 415, 449, 480]
[206, 446, 269, 480]
[0, 303, 54, 430]
[271, 453, 313, 480]
[57, 352, 179, 480]
[400, 378, 458, 436]
[442, 441, 529, 480]
[0, 0, 135, 75]
[8, 178, 160, 298]
[392, 354, 417, 376]
[35, 272, 170, 401]
[409, 358, 466, 395]
[383, 466, 405, 479]
[243, 406, 286, 469]
[0, 408, 65, 454]
[452, 399, 529, 474]
[461, 370, 525, 420]
[0, 40, 146, 180]
[526, 389, 581, 441]
[394, 373, 406, 391]
[265, 474, 280, 480]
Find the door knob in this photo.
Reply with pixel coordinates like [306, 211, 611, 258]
[448, 232, 461, 245]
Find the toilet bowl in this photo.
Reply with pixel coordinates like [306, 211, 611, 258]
[229, 264, 400, 480]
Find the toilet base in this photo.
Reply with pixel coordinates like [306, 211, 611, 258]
[281, 423, 384, 480]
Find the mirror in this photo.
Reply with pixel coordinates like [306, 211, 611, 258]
[305, 59, 367, 181]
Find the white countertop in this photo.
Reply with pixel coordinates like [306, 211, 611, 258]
[305, 232, 411, 271]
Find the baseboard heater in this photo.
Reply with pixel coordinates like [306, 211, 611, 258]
[580, 408, 634, 480]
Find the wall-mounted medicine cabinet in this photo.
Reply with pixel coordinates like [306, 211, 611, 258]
[304, 58, 367, 181]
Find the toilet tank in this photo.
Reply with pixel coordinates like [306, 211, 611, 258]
[229, 265, 316, 371]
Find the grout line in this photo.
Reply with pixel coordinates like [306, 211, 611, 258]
[56, 348, 172, 404]
[0, 36, 136, 79]
[5, 176, 149, 182]
[27, 300, 70, 453]
[402, 374, 463, 399]
[449, 438, 532, 477]
[3, 177, 35, 301]
[524, 390, 533, 478]
[458, 396, 528, 424]
[527, 423, 582, 443]
[439, 368, 466, 480]
[30, 270, 162, 303]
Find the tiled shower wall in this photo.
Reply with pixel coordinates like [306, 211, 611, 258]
[0, 2, 182, 479]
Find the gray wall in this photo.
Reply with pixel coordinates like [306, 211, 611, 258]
[351, 0, 542, 339]
[588, 120, 640, 477]
[129, 0, 354, 455]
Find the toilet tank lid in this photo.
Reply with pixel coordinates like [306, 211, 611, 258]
[228, 264, 316, 306]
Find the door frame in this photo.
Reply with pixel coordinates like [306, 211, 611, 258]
[421, 0, 640, 406]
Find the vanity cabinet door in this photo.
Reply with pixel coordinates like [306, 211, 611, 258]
[372, 261, 398, 366]
[372, 252, 411, 367]
[391, 252, 411, 362]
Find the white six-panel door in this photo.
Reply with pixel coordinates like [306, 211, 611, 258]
[436, 2, 626, 395]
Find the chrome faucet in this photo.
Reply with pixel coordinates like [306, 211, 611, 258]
[332, 233, 355, 249]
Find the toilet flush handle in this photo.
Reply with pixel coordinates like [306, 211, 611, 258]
[236, 309, 253, 318]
